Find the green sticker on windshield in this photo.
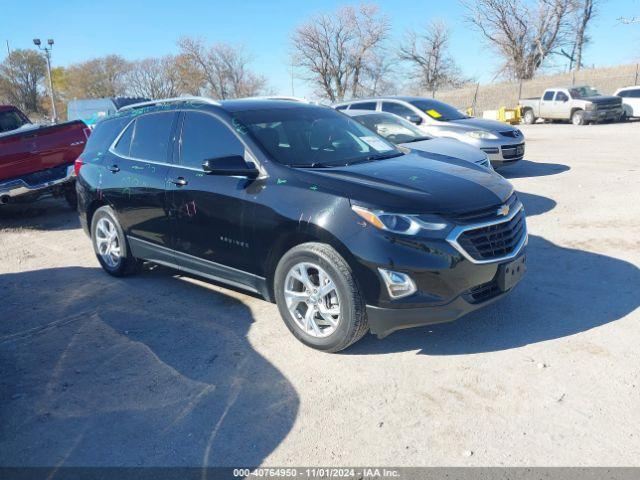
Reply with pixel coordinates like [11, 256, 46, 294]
[426, 109, 442, 119]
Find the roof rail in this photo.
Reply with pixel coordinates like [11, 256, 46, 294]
[118, 96, 221, 111]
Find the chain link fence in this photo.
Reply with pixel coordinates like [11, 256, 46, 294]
[429, 63, 640, 115]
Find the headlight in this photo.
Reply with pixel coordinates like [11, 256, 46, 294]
[351, 205, 447, 235]
[466, 130, 498, 140]
[585, 103, 596, 111]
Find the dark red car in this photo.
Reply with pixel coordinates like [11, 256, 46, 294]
[0, 105, 90, 206]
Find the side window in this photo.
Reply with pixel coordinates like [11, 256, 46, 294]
[630, 89, 640, 98]
[617, 90, 628, 98]
[381, 102, 415, 117]
[350, 101, 377, 110]
[129, 112, 175, 162]
[543, 91, 555, 101]
[335, 105, 348, 111]
[555, 92, 568, 102]
[113, 121, 134, 157]
[180, 112, 244, 169]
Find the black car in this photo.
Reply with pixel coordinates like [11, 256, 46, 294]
[76, 97, 527, 352]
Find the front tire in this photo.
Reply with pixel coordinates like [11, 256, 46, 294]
[571, 109, 585, 125]
[274, 242, 368, 352]
[91, 206, 141, 277]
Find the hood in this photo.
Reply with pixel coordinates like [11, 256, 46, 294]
[449, 117, 519, 134]
[300, 150, 512, 215]
[587, 95, 622, 105]
[400, 138, 486, 164]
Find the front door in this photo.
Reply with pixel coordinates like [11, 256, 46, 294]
[167, 111, 257, 286]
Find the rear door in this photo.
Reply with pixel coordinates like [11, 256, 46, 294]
[540, 90, 555, 117]
[101, 110, 178, 250]
[167, 110, 257, 279]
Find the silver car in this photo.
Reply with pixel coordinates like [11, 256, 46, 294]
[343, 109, 492, 170]
[334, 96, 525, 167]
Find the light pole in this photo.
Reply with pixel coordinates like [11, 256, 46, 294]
[33, 38, 57, 123]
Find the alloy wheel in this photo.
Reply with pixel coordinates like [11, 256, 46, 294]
[95, 217, 121, 268]
[283, 262, 341, 338]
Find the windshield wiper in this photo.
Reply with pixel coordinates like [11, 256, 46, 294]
[288, 162, 336, 168]
[403, 137, 432, 143]
[347, 151, 404, 165]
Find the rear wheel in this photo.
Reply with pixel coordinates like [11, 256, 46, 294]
[274, 242, 368, 352]
[91, 206, 141, 277]
[522, 109, 536, 125]
[571, 109, 585, 126]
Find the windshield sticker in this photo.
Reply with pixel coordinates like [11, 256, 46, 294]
[426, 109, 442, 119]
[360, 136, 393, 152]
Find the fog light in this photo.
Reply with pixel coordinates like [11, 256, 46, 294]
[378, 268, 417, 299]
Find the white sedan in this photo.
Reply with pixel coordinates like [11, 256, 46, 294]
[615, 86, 640, 119]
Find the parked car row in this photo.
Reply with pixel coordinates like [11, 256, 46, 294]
[76, 97, 528, 352]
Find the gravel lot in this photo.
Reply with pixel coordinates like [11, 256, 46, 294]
[1, 121, 639, 467]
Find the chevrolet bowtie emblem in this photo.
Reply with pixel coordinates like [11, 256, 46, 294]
[497, 204, 510, 216]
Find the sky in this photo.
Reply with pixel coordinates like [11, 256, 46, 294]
[1, 0, 639, 98]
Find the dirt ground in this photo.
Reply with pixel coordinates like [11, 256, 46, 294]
[1, 121, 639, 468]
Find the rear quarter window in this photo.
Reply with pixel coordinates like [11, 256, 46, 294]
[83, 116, 131, 161]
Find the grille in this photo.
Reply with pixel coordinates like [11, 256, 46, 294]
[448, 194, 518, 223]
[501, 143, 525, 160]
[499, 130, 521, 138]
[457, 208, 526, 261]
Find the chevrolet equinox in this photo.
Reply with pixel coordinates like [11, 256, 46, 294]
[76, 97, 527, 352]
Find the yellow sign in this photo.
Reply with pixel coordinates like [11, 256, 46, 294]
[426, 109, 442, 118]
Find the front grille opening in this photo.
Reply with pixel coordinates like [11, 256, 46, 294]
[458, 209, 526, 261]
[465, 279, 501, 303]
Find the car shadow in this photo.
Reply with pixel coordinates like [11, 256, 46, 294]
[499, 160, 570, 179]
[0, 198, 80, 231]
[346, 233, 639, 356]
[0, 266, 299, 468]
[515, 191, 556, 218]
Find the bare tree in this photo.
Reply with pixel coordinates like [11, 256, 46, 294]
[126, 56, 181, 99]
[291, 4, 390, 101]
[572, 0, 598, 70]
[398, 20, 464, 97]
[178, 37, 267, 99]
[0, 49, 47, 114]
[463, 0, 574, 80]
[64, 55, 130, 98]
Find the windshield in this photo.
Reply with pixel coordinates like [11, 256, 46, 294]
[0, 110, 29, 133]
[569, 86, 602, 98]
[352, 113, 431, 144]
[409, 99, 468, 121]
[233, 107, 401, 167]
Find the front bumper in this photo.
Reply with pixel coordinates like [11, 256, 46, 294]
[367, 283, 510, 338]
[0, 164, 75, 204]
[584, 107, 623, 122]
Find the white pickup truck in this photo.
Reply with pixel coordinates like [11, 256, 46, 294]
[519, 86, 624, 125]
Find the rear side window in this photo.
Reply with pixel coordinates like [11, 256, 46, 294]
[555, 92, 568, 101]
[349, 101, 377, 110]
[335, 105, 348, 111]
[543, 91, 555, 101]
[180, 112, 244, 169]
[381, 102, 415, 117]
[129, 112, 176, 162]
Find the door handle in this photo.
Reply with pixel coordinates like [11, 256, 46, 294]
[108, 165, 120, 173]
[169, 177, 188, 187]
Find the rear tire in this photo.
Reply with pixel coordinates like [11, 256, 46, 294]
[64, 185, 77, 209]
[522, 109, 536, 125]
[571, 109, 585, 126]
[274, 242, 368, 352]
[91, 206, 141, 277]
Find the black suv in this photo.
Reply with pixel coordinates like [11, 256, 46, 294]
[76, 98, 527, 352]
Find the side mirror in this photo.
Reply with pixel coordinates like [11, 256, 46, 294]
[406, 114, 423, 125]
[202, 155, 259, 178]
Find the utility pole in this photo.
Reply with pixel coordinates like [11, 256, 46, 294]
[33, 38, 57, 123]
